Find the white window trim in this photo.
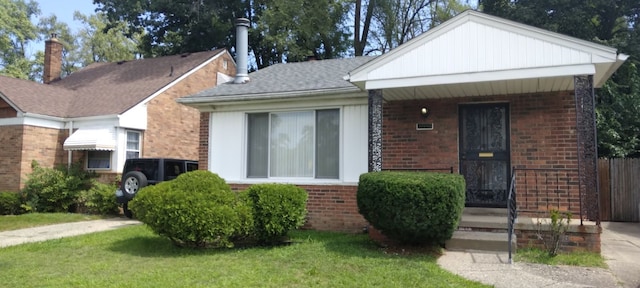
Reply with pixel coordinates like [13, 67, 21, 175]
[244, 107, 343, 182]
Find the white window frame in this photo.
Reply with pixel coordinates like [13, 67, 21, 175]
[246, 108, 340, 180]
[86, 150, 112, 170]
[126, 130, 142, 159]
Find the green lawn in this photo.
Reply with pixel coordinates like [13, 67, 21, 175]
[0, 213, 107, 232]
[0, 226, 488, 288]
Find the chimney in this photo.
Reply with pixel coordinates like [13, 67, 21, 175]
[43, 34, 63, 84]
[233, 18, 250, 84]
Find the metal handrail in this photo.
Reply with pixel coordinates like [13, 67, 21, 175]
[507, 167, 517, 264]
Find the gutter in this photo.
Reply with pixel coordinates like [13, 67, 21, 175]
[177, 86, 363, 106]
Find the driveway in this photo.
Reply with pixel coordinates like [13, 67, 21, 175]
[601, 221, 640, 288]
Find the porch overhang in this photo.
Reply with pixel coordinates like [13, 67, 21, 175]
[63, 127, 116, 151]
[346, 10, 628, 100]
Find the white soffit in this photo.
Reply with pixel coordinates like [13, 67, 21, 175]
[63, 127, 116, 151]
[348, 10, 625, 91]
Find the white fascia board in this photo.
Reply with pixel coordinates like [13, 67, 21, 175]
[21, 114, 65, 129]
[595, 53, 629, 87]
[197, 91, 368, 113]
[364, 64, 596, 90]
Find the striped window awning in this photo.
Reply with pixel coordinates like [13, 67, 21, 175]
[63, 127, 116, 151]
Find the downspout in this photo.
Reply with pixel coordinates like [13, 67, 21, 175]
[68, 120, 73, 169]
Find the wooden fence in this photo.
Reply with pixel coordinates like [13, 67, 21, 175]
[598, 158, 640, 222]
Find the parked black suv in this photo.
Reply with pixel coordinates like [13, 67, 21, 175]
[115, 158, 198, 218]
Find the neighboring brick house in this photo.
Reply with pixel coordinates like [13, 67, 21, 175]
[180, 10, 627, 240]
[0, 37, 236, 192]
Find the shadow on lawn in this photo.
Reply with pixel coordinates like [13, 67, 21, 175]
[107, 229, 442, 260]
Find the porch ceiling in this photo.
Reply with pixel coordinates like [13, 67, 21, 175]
[381, 76, 575, 100]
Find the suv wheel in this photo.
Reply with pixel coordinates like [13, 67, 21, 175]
[121, 171, 148, 195]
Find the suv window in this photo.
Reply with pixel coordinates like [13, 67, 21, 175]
[128, 159, 159, 181]
[164, 160, 184, 181]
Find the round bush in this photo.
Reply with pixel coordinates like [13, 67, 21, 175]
[357, 171, 466, 245]
[129, 170, 253, 248]
[241, 183, 308, 244]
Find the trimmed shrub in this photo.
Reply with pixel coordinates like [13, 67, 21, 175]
[21, 161, 74, 212]
[129, 170, 253, 248]
[241, 183, 308, 244]
[21, 161, 97, 213]
[0, 191, 22, 215]
[357, 171, 465, 245]
[77, 181, 120, 215]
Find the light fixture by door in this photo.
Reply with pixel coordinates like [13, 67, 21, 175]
[420, 107, 430, 118]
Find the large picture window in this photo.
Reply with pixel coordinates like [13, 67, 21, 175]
[126, 131, 141, 159]
[247, 109, 339, 179]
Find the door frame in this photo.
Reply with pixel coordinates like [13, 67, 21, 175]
[458, 102, 511, 208]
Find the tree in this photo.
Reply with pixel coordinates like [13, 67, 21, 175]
[0, 0, 40, 79]
[255, 0, 351, 64]
[73, 12, 139, 65]
[358, 0, 470, 55]
[94, 0, 352, 69]
[37, 14, 77, 78]
[479, 0, 640, 157]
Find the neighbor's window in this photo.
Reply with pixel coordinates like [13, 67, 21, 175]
[126, 131, 141, 159]
[87, 151, 111, 169]
[247, 109, 339, 179]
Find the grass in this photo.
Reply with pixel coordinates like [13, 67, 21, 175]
[0, 213, 107, 232]
[515, 247, 607, 268]
[0, 226, 489, 288]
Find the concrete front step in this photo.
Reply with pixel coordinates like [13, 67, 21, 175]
[445, 230, 516, 252]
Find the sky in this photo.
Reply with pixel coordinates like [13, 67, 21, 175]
[27, 0, 99, 55]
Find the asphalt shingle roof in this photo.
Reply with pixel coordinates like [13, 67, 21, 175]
[182, 56, 376, 103]
[0, 49, 226, 118]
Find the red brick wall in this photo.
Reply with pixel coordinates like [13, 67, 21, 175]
[230, 184, 367, 233]
[198, 112, 210, 170]
[382, 91, 580, 216]
[517, 225, 601, 253]
[144, 53, 235, 160]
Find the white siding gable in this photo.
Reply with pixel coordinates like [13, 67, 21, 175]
[348, 10, 626, 94]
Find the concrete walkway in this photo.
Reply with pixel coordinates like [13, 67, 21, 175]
[601, 221, 640, 288]
[438, 221, 640, 288]
[0, 217, 141, 248]
[0, 218, 638, 288]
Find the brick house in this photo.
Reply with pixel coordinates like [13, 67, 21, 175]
[179, 10, 626, 246]
[0, 37, 236, 192]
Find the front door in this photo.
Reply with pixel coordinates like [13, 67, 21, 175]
[459, 103, 510, 208]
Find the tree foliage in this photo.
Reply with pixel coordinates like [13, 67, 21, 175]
[0, 0, 39, 79]
[94, 0, 351, 69]
[480, 0, 640, 158]
[353, 0, 471, 55]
